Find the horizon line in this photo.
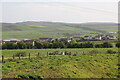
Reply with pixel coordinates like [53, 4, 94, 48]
[0, 21, 118, 24]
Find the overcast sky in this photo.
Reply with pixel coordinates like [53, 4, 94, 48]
[0, 0, 118, 23]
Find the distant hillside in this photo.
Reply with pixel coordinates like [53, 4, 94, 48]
[1, 21, 118, 39]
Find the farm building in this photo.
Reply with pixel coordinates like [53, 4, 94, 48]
[59, 38, 72, 42]
[83, 36, 93, 40]
[39, 38, 55, 42]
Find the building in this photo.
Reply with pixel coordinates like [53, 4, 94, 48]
[59, 38, 72, 42]
[72, 37, 83, 41]
[94, 36, 102, 40]
[39, 38, 55, 42]
[106, 35, 117, 40]
[83, 36, 93, 40]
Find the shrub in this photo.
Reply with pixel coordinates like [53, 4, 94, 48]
[34, 41, 43, 49]
[79, 42, 94, 48]
[15, 52, 26, 57]
[17, 42, 26, 49]
[65, 51, 71, 55]
[116, 42, 120, 48]
[75, 58, 80, 61]
[89, 50, 99, 54]
[2, 42, 17, 49]
[18, 73, 43, 79]
[102, 42, 113, 48]
[25, 42, 33, 49]
[54, 51, 59, 54]
[49, 66, 54, 69]
[107, 50, 116, 54]
[73, 53, 77, 56]
[7, 58, 13, 62]
[95, 44, 103, 48]
[48, 52, 54, 55]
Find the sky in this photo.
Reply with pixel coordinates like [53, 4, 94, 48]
[1, 0, 119, 2]
[0, 0, 119, 23]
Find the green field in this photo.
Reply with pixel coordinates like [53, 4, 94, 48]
[1, 22, 118, 39]
[2, 48, 118, 57]
[1, 21, 118, 79]
[2, 48, 119, 78]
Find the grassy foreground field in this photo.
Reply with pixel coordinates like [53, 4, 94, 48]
[2, 48, 119, 78]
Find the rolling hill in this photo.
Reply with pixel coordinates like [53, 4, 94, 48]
[1, 21, 118, 39]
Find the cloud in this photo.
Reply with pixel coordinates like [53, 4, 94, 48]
[1, 2, 118, 23]
[1, 0, 119, 2]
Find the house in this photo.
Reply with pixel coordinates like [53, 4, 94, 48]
[10, 39, 20, 41]
[101, 35, 117, 40]
[83, 36, 93, 40]
[39, 38, 54, 42]
[1, 39, 18, 44]
[59, 38, 72, 42]
[94, 36, 102, 40]
[3, 39, 17, 42]
[19, 39, 29, 41]
[106, 35, 117, 40]
[22, 39, 34, 42]
[61, 51, 65, 55]
[109, 32, 117, 34]
[101, 36, 107, 40]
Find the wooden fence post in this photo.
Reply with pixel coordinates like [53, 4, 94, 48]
[29, 53, 31, 59]
[38, 52, 40, 57]
[19, 54, 21, 59]
[47, 52, 48, 56]
[70, 52, 72, 55]
[2, 55, 4, 63]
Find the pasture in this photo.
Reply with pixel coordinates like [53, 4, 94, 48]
[2, 48, 118, 57]
[2, 48, 119, 78]
[2, 54, 118, 78]
[1, 22, 118, 39]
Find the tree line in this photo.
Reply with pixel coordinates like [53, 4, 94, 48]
[1, 41, 120, 49]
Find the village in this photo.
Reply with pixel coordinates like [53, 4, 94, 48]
[0, 34, 118, 45]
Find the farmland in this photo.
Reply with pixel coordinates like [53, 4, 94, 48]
[2, 48, 119, 78]
[1, 2, 119, 79]
[1, 21, 118, 39]
[2, 48, 118, 57]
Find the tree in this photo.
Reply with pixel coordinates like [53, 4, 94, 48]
[17, 42, 26, 49]
[101, 42, 113, 48]
[52, 42, 65, 48]
[70, 40, 77, 43]
[84, 42, 94, 48]
[43, 42, 49, 49]
[26, 42, 33, 49]
[47, 43, 53, 48]
[79, 42, 94, 48]
[58, 42, 66, 48]
[116, 42, 120, 48]
[66, 42, 74, 48]
[34, 41, 43, 49]
[52, 42, 59, 48]
[79, 43, 85, 48]
[95, 44, 103, 48]
[2, 42, 16, 49]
